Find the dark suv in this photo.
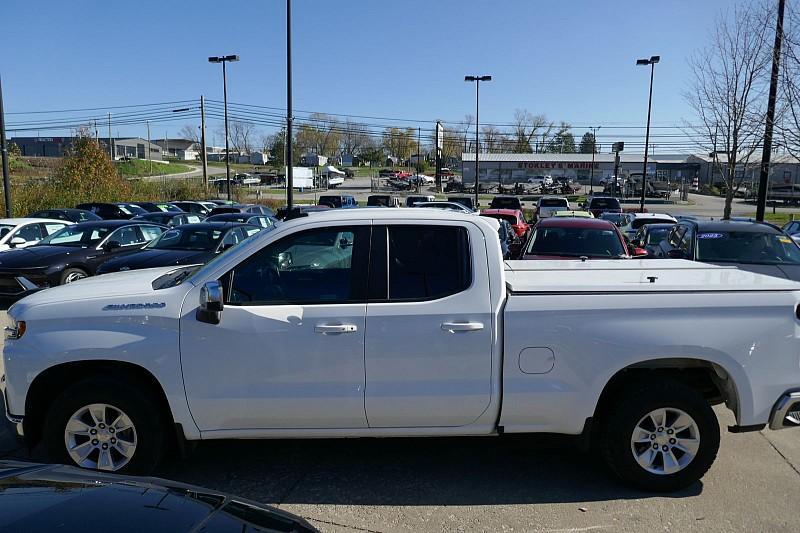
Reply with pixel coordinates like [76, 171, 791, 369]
[655, 219, 800, 281]
[585, 196, 622, 218]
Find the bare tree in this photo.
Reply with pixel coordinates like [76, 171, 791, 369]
[228, 120, 258, 154]
[778, 2, 800, 158]
[179, 124, 199, 143]
[511, 109, 552, 153]
[481, 125, 503, 153]
[339, 120, 370, 157]
[685, 1, 773, 219]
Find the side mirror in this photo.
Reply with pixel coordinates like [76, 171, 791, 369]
[667, 249, 685, 259]
[277, 251, 293, 270]
[103, 240, 122, 252]
[9, 237, 26, 248]
[197, 280, 223, 325]
[633, 247, 649, 257]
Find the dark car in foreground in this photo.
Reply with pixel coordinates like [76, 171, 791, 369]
[27, 208, 102, 223]
[0, 460, 316, 532]
[655, 219, 800, 280]
[0, 220, 165, 296]
[97, 222, 264, 274]
[522, 217, 644, 260]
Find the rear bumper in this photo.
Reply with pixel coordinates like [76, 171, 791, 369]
[769, 391, 800, 430]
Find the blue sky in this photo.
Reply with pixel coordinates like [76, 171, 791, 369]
[1, 0, 736, 148]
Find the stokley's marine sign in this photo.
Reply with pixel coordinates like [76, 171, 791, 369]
[102, 303, 167, 311]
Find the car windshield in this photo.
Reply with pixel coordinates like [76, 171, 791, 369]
[527, 226, 626, 258]
[646, 227, 672, 245]
[39, 225, 111, 247]
[590, 198, 621, 209]
[695, 231, 800, 264]
[147, 227, 225, 251]
[540, 198, 568, 207]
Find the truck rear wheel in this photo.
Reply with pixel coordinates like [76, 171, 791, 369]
[43, 377, 165, 474]
[599, 380, 720, 492]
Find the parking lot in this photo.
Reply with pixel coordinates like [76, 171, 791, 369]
[2, 311, 798, 533]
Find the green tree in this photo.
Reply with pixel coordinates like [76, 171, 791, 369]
[546, 122, 576, 153]
[579, 132, 597, 153]
[56, 130, 130, 204]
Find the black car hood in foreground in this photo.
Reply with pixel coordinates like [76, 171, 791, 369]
[99, 248, 216, 273]
[0, 245, 92, 270]
[0, 461, 316, 532]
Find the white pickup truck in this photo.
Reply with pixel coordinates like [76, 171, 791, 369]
[3, 209, 800, 491]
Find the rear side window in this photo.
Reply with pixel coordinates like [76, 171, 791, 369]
[386, 225, 471, 301]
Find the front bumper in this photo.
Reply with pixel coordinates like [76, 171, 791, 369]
[769, 391, 800, 430]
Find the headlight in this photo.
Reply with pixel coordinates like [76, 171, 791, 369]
[4, 320, 26, 340]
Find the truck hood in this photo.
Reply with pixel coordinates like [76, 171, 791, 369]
[14, 266, 180, 308]
[504, 258, 800, 293]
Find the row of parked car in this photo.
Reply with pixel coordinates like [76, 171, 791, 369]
[0, 200, 289, 298]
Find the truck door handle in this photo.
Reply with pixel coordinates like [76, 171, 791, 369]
[441, 322, 484, 333]
[314, 324, 358, 334]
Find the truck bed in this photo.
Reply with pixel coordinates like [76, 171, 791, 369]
[504, 259, 800, 293]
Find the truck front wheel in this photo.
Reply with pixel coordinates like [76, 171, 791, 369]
[599, 380, 720, 492]
[43, 378, 165, 474]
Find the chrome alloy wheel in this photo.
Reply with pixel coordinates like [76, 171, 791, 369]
[63, 271, 86, 283]
[64, 403, 138, 471]
[630, 407, 700, 475]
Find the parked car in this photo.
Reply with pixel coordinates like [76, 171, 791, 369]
[414, 201, 476, 214]
[480, 209, 531, 240]
[206, 212, 278, 229]
[489, 196, 523, 211]
[76, 202, 148, 220]
[27, 208, 102, 223]
[275, 204, 332, 220]
[535, 196, 570, 219]
[405, 195, 436, 207]
[781, 219, 800, 245]
[318, 195, 358, 208]
[6, 210, 799, 492]
[171, 201, 213, 216]
[97, 222, 264, 275]
[378, 168, 400, 178]
[131, 212, 205, 227]
[130, 202, 182, 213]
[208, 204, 274, 217]
[631, 223, 676, 257]
[0, 218, 71, 252]
[655, 219, 800, 281]
[0, 460, 317, 532]
[0, 220, 165, 296]
[367, 195, 401, 208]
[522, 217, 644, 259]
[584, 196, 622, 218]
[447, 196, 475, 210]
[618, 213, 677, 241]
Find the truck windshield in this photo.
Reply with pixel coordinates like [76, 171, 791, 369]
[526, 227, 626, 258]
[696, 231, 800, 264]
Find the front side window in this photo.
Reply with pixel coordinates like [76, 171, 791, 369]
[226, 226, 369, 305]
[43, 223, 67, 235]
[108, 226, 143, 246]
[41, 226, 111, 247]
[15, 224, 44, 242]
[387, 225, 471, 301]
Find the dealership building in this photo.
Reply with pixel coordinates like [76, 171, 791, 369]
[461, 152, 800, 187]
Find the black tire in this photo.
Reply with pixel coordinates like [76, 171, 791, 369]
[60, 267, 89, 285]
[43, 377, 166, 475]
[599, 379, 720, 492]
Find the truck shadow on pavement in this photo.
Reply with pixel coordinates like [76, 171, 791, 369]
[157, 435, 702, 505]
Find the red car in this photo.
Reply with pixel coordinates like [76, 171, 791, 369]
[480, 209, 531, 240]
[522, 217, 646, 260]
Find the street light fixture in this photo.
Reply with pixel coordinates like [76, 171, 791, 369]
[465, 75, 491, 209]
[636, 55, 659, 213]
[208, 54, 240, 200]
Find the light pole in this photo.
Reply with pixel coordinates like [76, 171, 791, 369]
[0, 75, 11, 217]
[636, 55, 659, 213]
[208, 54, 239, 200]
[286, 0, 294, 210]
[465, 75, 491, 209]
[589, 125, 600, 194]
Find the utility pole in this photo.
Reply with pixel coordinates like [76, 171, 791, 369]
[589, 126, 600, 193]
[146, 121, 152, 175]
[0, 75, 12, 217]
[286, 0, 294, 210]
[200, 95, 208, 193]
[107, 113, 113, 159]
[756, 0, 786, 221]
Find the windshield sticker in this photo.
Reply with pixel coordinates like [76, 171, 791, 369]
[778, 236, 793, 244]
[697, 232, 724, 239]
